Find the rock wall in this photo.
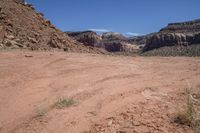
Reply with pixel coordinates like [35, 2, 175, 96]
[143, 19, 200, 51]
[160, 19, 200, 33]
[66, 31, 139, 52]
[102, 32, 127, 41]
[66, 31, 102, 47]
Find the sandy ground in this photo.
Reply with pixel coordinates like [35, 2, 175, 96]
[0, 51, 199, 133]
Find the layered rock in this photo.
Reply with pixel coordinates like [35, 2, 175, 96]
[102, 41, 138, 52]
[65, 31, 139, 52]
[101, 40, 138, 53]
[102, 32, 127, 41]
[66, 31, 102, 47]
[160, 19, 200, 33]
[102, 41, 122, 52]
[128, 33, 156, 47]
[143, 19, 200, 51]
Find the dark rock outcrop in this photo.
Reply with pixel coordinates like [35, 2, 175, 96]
[101, 33, 139, 52]
[102, 32, 127, 41]
[143, 19, 200, 52]
[16, 0, 25, 4]
[102, 40, 138, 52]
[102, 41, 122, 52]
[128, 33, 156, 46]
[65, 31, 102, 47]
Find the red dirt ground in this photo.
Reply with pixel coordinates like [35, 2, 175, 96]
[0, 51, 199, 133]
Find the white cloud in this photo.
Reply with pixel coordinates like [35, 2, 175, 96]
[89, 28, 110, 33]
[125, 32, 140, 36]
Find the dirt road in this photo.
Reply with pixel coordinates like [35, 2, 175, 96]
[0, 51, 199, 133]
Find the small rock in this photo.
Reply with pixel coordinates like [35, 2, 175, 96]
[16, 0, 25, 4]
[28, 37, 37, 43]
[7, 28, 13, 33]
[116, 131, 126, 133]
[44, 20, 51, 26]
[26, 4, 35, 10]
[5, 40, 13, 47]
[6, 35, 15, 40]
[107, 120, 113, 126]
[24, 55, 33, 58]
[15, 38, 21, 43]
[0, 13, 6, 20]
[100, 128, 105, 132]
[15, 43, 23, 48]
[5, 39, 22, 47]
[38, 12, 44, 17]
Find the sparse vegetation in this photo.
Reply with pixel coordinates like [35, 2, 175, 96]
[54, 97, 75, 109]
[35, 106, 46, 117]
[174, 87, 200, 132]
[141, 44, 200, 57]
[63, 47, 68, 52]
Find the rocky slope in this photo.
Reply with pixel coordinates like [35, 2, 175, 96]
[101, 32, 138, 52]
[128, 33, 156, 46]
[0, 0, 101, 53]
[143, 19, 200, 54]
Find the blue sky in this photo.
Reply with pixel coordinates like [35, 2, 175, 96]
[27, 0, 200, 36]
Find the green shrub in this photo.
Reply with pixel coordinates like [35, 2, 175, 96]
[54, 98, 75, 109]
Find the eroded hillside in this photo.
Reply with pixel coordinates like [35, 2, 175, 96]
[0, 0, 103, 53]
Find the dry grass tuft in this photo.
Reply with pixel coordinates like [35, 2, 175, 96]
[54, 97, 75, 109]
[174, 87, 200, 132]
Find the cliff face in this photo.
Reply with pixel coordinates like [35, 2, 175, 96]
[65, 31, 139, 52]
[101, 32, 127, 41]
[66, 31, 102, 47]
[143, 19, 200, 52]
[160, 19, 200, 33]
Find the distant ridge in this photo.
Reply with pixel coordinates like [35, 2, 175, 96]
[142, 19, 200, 56]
